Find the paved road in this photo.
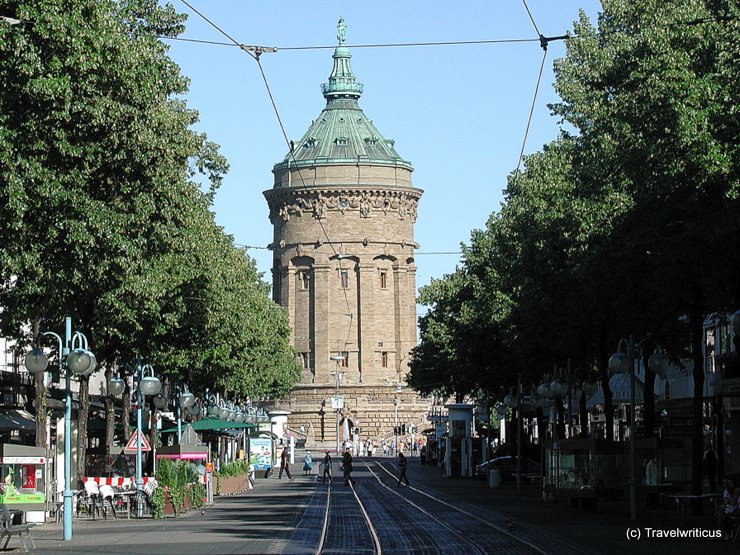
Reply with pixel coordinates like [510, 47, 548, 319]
[25, 456, 731, 554]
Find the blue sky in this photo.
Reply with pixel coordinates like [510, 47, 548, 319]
[163, 1, 601, 312]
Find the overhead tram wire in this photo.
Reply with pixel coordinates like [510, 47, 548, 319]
[159, 13, 738, 53]
[521, 0, 543, 37]
[160, 36, 541, 50]
[177, 0, 356, 341]
[511, 1, 559, 188]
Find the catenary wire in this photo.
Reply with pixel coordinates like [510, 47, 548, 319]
[513, 47, 548, 181]
[177, 0, 356, 347]
[521, 0, 543, 37]
[157, 14, 737, 52]
[160, 36, 541, 49]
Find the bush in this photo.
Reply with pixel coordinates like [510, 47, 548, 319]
[189, 482, 206, 509]
[151, 487, 165, 519]
[215, 460, 248, 478]
[153, 458, 201, 517]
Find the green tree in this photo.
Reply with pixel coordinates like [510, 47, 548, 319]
[552, 0, 739, 496]
[0, 1, 300, 462]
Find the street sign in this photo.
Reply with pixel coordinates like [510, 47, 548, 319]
[330, 395, 344, 409]
[124, 430, 151, 454]
[205, 462, 214, 474]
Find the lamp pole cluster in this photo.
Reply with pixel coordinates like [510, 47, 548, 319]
[502, 371, 603, 492]
[24, 317, 97, 541]
[330, 355, 345, 454]
[172, 383, 195, 444]
[130, 362, 161, 516]
[608, 336, 668, 521]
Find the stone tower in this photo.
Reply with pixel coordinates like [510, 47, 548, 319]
[263, 19, 427, 447]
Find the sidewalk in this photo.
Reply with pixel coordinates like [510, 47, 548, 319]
[402, 456, 729, 554]
[17, 458, 732, 554]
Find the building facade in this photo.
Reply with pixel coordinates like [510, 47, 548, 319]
[263, 20, 429, 447]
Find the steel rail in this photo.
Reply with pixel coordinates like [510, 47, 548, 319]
[372, 460, 548, 555]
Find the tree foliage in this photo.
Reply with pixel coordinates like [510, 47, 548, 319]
[0, 0, 300, 405]
[410, 1, 739, 495]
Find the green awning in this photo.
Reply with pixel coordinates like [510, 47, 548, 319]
[160, 418, 255, 434]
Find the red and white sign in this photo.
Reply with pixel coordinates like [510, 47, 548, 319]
[83, 476, 153, 488]
[83, 475, 205, 487]
[124, 430, 151, 454]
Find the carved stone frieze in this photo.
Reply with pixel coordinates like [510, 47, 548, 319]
[267, 189, 421, 223]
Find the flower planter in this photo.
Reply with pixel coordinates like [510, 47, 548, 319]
[216, 475, 247, 496]
[163, 491, 176, 517]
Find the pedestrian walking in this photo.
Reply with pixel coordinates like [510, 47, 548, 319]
[397, 452, 409, 486]
[342, 449, 355, 485]
[279, 447, 292, 480]
[303, 451, 313, 476]
[321, 451, 333, 484]
[367, 440, 374, 458]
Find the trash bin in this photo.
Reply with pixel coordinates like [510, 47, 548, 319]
[488, 468, 502, 488]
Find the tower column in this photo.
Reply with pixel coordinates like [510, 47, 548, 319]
[357, 262, 377, 384]
[313, 264, 331, 382]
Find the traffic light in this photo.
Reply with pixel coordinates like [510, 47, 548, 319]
[401, 424, 406, 435]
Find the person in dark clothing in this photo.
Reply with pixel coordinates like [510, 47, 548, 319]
[322, 451, 333, 484]
[342, 449, 355, 485]
[397, 452, 409, 486]
[279, 447, 292, 480]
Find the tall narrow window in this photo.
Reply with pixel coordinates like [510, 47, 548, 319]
[300, 271, 310, 290]
[339, 270, 349, 289]
[381, 352, 388, 368]
[298, 352, 310, 368]
[379, 270, 388, 289]
[340, 351, 349, 368]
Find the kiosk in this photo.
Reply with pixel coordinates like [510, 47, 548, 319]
[444, 404, 474, 477]
[0, 444, 47, 523]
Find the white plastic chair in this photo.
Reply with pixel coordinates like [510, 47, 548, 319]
[81, 481, 101, 520]
[98, 485, 117, 520]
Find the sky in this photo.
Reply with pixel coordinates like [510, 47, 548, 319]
[162, 1, 602, 313]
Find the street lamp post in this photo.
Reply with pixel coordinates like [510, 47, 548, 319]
[131, 361, 161, 517]
[609, 336, 668, 521]
[24, 317, 97, 541]
[172, 383, 195, 444]
[330, 355, 344, 454]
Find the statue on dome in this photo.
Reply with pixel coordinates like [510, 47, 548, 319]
[337, 17, 347, 45]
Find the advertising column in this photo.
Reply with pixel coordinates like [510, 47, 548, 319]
[445, 404, 474, 478]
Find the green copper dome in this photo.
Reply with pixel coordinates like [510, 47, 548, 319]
[273, 18, 412, 173]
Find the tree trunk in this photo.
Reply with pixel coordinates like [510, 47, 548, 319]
[536, 406, 547, 478]
[76, 377, 90, 485]
[600, 358, 614, 440]
[642, 345, 656, 438]
[149, 409, 158, 475]
[32, 319, 48, 448]
[34, 380, 47, 448]
[578, 390, 588, 437]
[122, 381, 131, 442]
[689, 307, 705, 508]
[105, 364, 115, 454]
[598, 323, 615, 441]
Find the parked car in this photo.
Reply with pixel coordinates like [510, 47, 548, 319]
[474, 456, 540, 481]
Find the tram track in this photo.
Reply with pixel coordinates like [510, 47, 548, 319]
[306, 458, 554, 554]
[369, 460, 548, 555]
[317, 479, 381, 555]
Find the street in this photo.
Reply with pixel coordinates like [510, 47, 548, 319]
[25, 456, 733, 554]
